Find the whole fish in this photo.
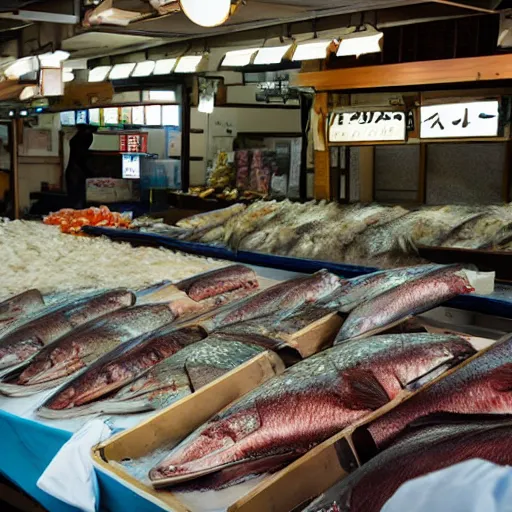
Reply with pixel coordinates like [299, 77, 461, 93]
[203, 270, 342, 331]
[147, 334, 475, 489]
[327, 264, 449, 313]
[0, 289, 135, 370]
[0, 289, 45, 332]
[37, 333, 265, 418]
[335, 266, 473, 343]
[174, 265, 258, 302]
[303, 417, 512, 512]
[176, 204, 246, 231]
[368, 333, 512, 449]
[1, 304, 178, 396]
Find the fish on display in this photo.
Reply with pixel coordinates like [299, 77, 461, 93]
[176, 204, 246, 231]
[1, 304, 178, 396]
[137, 265, 259, 316]
[37, 332, 266, 418]
[203, 270, 342, 331]
[303, 417, 512, 512]
[174, 265, 258, 302]
[328, 264, 448, 313]
[147, 333, 475, 489]
[0, 289, 45, 333]
[0, 289, 135, 371]
[335, 266, 474, 343]
[367, 333, 512, 449]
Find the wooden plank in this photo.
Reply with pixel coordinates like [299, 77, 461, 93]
[293, 54, 512, 91]
[313, 92, 331, 200]
[92, 351, 285, 512]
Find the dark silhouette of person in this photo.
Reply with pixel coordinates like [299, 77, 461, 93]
[65, 124, 97, 208]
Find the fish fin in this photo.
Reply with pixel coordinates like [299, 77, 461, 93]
[406, 412, 512, 431]
[405, 363, 453, 392]
[185, 362, 227, 392]
[341, 369, 389, 410]
[490, 364, 512, 392]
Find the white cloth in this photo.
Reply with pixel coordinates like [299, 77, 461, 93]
[382, 459, 512, 512]
[37, 419, 113, 512]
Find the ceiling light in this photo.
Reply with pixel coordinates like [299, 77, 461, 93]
[154, 58, 177, 75]
[175, 55, 203, 73]
[19, 86, 39, 101]
[38, 50, 70, 68]
[20, 110, 28, 117]
[292, 40, 334, 61]
[132, 60, 156, 77]
[179, 0, 234, 28]
[63, 68, 75, 83]
[254, 44, 293, 65]
[4, 56, 39, 79]
[337, 28, 384, 58]
[109, 63, 136, 80]
[88, 65, 112, 82]
[222, 48, 259, 67]
[8, 110, 14, 117]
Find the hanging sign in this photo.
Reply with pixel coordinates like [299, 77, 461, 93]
[420, 100, 499, 139]
[119, 133, 148, 153]
[329, 111, 406, 142]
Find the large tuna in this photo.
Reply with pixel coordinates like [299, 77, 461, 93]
[0, 304, 178, 396]
[368, 333, 512, 449]
[37, 332, 268, 418]
[335, 266, 473, 343]
[148, 334, 475, 489]
[303, 417, 512, 512]
[0, 289, 135, 370]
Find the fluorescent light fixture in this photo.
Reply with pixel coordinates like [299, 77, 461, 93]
[19, 86, 38, 101]
[153, 58, 177, 75]
[20, 110, 28, 117]
[88, 66, 111, 82]
[132, 60, 156, 77]
[109, 63, 136, 80]
[8, 110, 14, 117]
[337, 31, 383, 57]
[63, 68, 75, 83]
[222, 48, 259, 67]
[175, 55, 203, 73]
[293, 40, 333, 61]
[148, 90, 177, 102]
[254, 44, 292, 65]
[179, 0, 232, 28]
[4, 56, 39, 79]
[38, 50, 70, 68]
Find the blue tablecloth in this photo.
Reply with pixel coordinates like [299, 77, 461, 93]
[0, 409, 163, 512]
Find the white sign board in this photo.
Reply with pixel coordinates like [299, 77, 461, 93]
[329, 111, 406, 143]
[122, 154, 141, 179]
[420, 101, 499, 139]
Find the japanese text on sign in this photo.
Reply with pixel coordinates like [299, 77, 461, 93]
[329, 111, 406, 142]
[420, 101, 499, 139]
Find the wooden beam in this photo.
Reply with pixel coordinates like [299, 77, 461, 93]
[313, 93, 331, 200]
[292, 54, 512, 91]
[431, 0, 497, 14]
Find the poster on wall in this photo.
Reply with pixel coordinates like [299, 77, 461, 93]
[329, 111, 406, 143]
[420, 100, 499, 139]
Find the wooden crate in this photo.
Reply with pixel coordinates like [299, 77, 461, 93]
[92, 351, 285, 512]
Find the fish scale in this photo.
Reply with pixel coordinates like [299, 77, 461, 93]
[148, 333, 475, 489]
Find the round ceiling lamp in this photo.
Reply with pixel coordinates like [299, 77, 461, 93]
[179, 0, 235, 28]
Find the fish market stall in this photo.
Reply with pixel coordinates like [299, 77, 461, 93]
[0, 254, 509, 512]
